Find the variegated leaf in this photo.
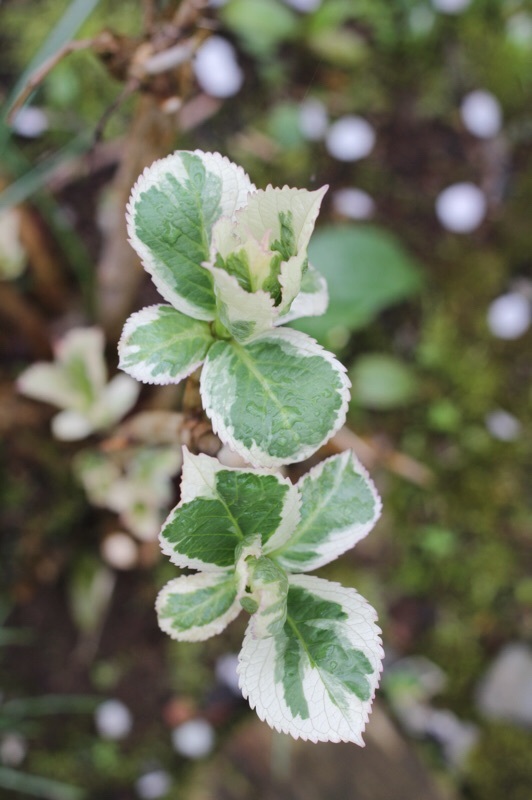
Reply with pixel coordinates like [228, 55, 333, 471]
[273, 451, 381, 573]
[96, 374, 140, 426]
[277, 264, 329, 324]
[156, 571, 242, 641]
[51, 409, 96, 441]
[159, 450, 300, 572]
[18, 363, 80, 412]
[18, 327, 108, 412]
[234, 186, 327, 260]
[127, 151, 254, 320]
[55, 327, 107, 399]
[246, 556, 289, 639]
[203, 262, 276, 343]
[118, 304, 214, 385]
[232, 185, 327, 310]
[200, 328, 350, 467]
[238, 574, 383, 744]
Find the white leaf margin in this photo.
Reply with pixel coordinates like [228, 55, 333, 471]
[159, 448, 300, 572]
[234, 185, 327, 256]
[275, 450, 382, 573]
[277, 265, 329, 325]
[126, 151, 255, 321]
[238, 574, 384, 745]
[156, 570, 243, 642]
[118, 305, 211, 386]
[200, 327, 351, 469]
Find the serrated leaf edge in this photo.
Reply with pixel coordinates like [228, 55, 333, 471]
[118, 305, 212, 386]
[275, 450, 382, 572]
[237, 574, 384, 744]
[126, 150, 255, 321]
[156, 571, 242, 642]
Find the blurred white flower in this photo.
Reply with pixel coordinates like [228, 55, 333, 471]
[487, 292, 531, 339]
[0, 733, 27, 767]
[17, 327, 139, 440]
[10, 106, 48, 138]
[215, 653, 241, 695]
[135, 770, 172, 800]
[460, 90, 502, 139]
[283, 0, 322, 12]
[435, 183, 486, 233]
[95, 699, 133, 740]
[171, 719, 215, 759]
[485, 410, 522, 442]
[326, 116, 375, 162]
[431, 0, 471, 14]
[332, 188, 375, 220]
[193, 36, 243, 98]
[101, 532, 139, 570]
[298, 98, 328, 141]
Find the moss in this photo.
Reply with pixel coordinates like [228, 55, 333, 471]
[465, 724, 532, 800]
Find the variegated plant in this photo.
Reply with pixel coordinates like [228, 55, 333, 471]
[18, 327, 139, 440]
[74, 443, 182, 541]
[156, 448, 383, 744]
[118, 150, 349, 467]
[118, 151, 385, 743]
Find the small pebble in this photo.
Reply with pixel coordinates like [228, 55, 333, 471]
[460, 90, 502, 139]
[172, 719, 215, 759]
[135, 770, 171, 800]
[101, 532, 138, 570]
[326, 116, 375, 162]
[193, 37, 243, 99]
[332, 188, 375, 220]
[487, 292, 531, 339]
[94, 699, 133, 740]
[476, 643, 532, 726]
[298, 98, 328, 141]
[431, 0, 471, 14]
[485, 410, 522, 442]
[435, 182, 486, 233]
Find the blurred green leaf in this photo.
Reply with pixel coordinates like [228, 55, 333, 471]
[3, 695, 98, 718]
[267, 103, 304, 148]
[67, 557, 115, 635]
[417, 526, 458, 558]
[3, 0, 101, 122]
[349, 353, 419, 410]
[0, 767, 85, 800]
[222, 0, 299, 57]
[427, 399, 462, 433]
[293, 224, 423, 348]
[0, 133, 92, 212]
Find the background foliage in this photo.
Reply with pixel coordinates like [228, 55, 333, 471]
[1, 0, 531, 798]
